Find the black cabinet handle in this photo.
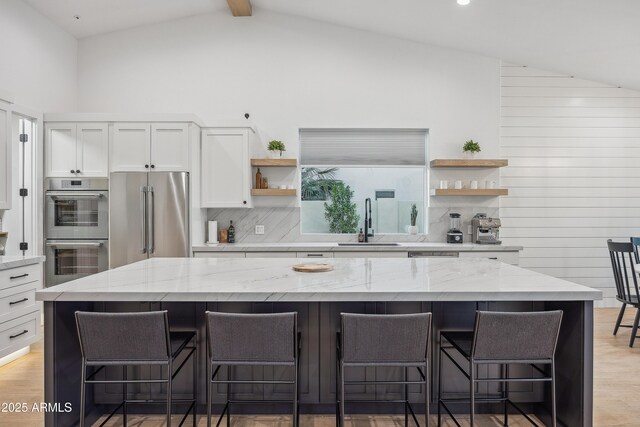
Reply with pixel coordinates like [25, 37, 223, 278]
[243, 200, 247, 204]
[145, 164, 149, 168]
[488, 257, 498, 260]
[9, 298, 28, 305]
[9, 330, 28, 339]
[150, 164, 155, 169]
[70, 169, 75, 174]
[9, 273, 28, 280]
[307, 253, 324, 257]
[76, 169, 80, 174]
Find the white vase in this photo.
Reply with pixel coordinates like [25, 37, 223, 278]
[463, 151, 476, 159]
[269, 150, 283, 159]
[408, 225, 418, 235]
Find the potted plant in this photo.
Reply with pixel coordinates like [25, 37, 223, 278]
[462, 139, 481, 158]
[267, 140, 286, 158]
[408, 204, 419, 235]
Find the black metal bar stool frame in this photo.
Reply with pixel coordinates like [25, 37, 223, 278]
[437, 311, 563, 427]
[336, 313, 432, 427]
[205, 311, 301, 427]
[76, 311, 198, 427]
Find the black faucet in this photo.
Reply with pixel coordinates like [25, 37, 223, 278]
[364, 198, 374, 243]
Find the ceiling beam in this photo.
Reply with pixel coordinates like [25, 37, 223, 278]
[227, 0, 252, 16]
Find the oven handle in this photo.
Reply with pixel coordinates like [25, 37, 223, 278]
[47, 192, 104, 198]
[46, 242, 104, 247]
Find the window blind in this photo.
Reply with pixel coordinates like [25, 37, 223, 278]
[299, 128, 427, 166]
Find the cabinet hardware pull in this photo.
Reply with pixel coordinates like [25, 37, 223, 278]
[150, 164, 155, 169]
[243, 201, 247, 205]
[9, 330, 28, 339]
[70, 170, 75, 174]
[9, 298, 29, 305]
[76, 169, 80, 174]
[307, 253, 323, 257]
[488, 257, 498, 260]
[145, 164, 149, 168]
[9, 273, 28, 280]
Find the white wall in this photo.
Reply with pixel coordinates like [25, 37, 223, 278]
[499, 63, 640, 307]
[0, 0, 77, 112]
[77, 10, 500, 164]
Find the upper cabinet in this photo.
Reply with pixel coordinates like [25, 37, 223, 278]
[201, 128, 252, 208]
[0, 99, 11, 209]
[45, 122, 108, 178]
[111, 122, 189, 172]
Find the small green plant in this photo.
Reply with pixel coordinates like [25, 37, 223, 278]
[410, 204, 418, 227]
[267, 140, 286, 152]
[463, 140, 481, 153]
[324, 182, 359, 234]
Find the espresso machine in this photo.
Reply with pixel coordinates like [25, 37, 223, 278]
[471, 213, 502, 245]
[446, 213, 464, 244]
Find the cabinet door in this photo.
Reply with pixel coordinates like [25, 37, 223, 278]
[77, 123, 108, 177]
[0, 101, 9, 209]
[150, 123, 189, 171]
[110, 123, 151, 172]
[201, 129, 251, 208]
[45, 123, 77, 178]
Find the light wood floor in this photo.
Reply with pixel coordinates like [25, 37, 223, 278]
[0, 308, 637, 426]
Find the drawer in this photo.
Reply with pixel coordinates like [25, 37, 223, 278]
[0, 282, 38, 325]
[296, 252, 334, 258]
[0, 263, 41, 291]
[0, 311, 39, 358]
[458, 251, 520, 265]
[245, 252, 296, 258]
[193, 252, 246, 258]
[334, 251, 409, 258]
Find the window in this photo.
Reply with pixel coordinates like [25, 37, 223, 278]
[300, 129, 427, 235]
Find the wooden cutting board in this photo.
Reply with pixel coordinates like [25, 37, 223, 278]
[292, 263, 334, 273]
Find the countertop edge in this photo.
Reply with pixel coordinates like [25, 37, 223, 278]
[191, 244, 524, 252]
[0, 256, 45, 271]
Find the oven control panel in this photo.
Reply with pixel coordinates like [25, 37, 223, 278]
[60, 180, 88, 189]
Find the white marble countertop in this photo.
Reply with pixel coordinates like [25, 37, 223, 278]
[36, 257, 600, 302]
[192, 242, 523, 252]
[0, 255, 45, 271]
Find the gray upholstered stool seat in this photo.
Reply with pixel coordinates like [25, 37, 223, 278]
[205, 311, 300, 427]
[75, 310, 197, 427]
[438, 310, 563, 427]
[337, 312, 432, 427]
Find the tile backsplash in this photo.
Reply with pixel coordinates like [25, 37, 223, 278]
[206, 206, 498, 243]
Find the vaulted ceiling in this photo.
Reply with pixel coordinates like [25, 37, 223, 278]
[22, 0, 640, 90]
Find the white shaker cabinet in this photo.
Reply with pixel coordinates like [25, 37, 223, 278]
[45, 122, 108, 178]
[111, 122, 189, 172]
[0, 99, 11, 209]
[201, 128, 252, 208]
[110, 123, 151, 172]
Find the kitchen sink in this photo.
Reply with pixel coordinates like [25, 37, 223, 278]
[337, 242, 400, 246]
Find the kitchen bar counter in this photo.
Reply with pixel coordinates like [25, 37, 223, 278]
[39, 257, 598, 426]
[192, 242, 523, 252]
[0, 255, 45, 270]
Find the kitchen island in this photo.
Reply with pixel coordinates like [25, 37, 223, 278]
[37, 257, 601, 426]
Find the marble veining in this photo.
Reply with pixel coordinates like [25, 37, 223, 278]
[36, 257, 601, 302]
[0, 256, 45, 271]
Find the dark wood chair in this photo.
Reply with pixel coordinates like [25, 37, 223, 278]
[608, 239, 640, 347]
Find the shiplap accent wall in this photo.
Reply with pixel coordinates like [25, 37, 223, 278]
[500, 63, 640, 307]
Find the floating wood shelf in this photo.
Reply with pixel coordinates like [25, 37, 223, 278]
[251, 159, 297, 167]
[431, 188, 508, 196]
[251, 189, 297, 196]
[430, 159, 508, 168]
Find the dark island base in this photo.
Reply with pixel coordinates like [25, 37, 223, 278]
[44, 300, 593, 426]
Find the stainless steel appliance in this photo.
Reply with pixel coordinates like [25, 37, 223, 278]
[446, 213, 463, 244]
[109, 172, 189, 269]
[44, 178, 110, 286]
[45, 178, 109, 239]
[471, 213, 502, 245]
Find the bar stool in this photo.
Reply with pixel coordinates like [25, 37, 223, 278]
[438, 310, 563, 427]
[609, 239, 640, 347]
[75, 310, 197, 427]
[337, 312, 432, 427]
[205, 311, 300, 427]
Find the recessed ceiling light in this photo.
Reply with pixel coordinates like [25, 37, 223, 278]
[457, 0, 471, 5]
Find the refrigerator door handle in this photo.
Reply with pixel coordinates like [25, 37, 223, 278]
[149, 186, 155, 254]
[141, 186, 148, 254]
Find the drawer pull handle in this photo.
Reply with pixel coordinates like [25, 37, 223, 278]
[488, 257, 498, 260]
[9, 273, 29, 280]
[307, 254, 324, 257]
[9, 330, 28, 339]
[9, 298, 29, 305]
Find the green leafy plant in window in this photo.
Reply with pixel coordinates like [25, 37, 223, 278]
[410, 204, 418, 227]
[301, 167, 338, 201]
[324, 181, 359, 233]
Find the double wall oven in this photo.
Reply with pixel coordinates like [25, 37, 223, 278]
[44, 178, 109, 287]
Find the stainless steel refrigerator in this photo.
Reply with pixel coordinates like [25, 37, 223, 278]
[109, 172, 189, 268]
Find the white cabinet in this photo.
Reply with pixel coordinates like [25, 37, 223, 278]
[0, 100, 10, 209]
[201, 128, 251, 208]
[193, 252, 246, 258]
[458, 251, 520, 265]
[296, 252, 334, 258]
[111, 122, 189, 172]
[45, 122, 108, 177]
[333, 251, 409, 258]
